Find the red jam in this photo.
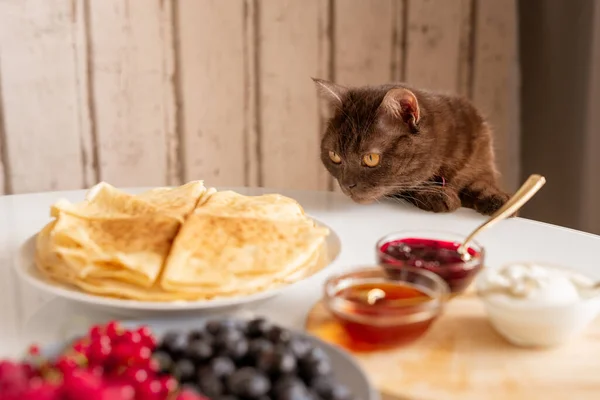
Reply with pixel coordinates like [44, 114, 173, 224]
[378, 238, 483, 294]
[329, 282, 438, 351]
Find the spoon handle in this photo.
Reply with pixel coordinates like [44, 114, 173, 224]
[458, 174, 547, 254]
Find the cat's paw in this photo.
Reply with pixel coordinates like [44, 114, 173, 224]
[404, 190, 461, 213]
[474, 192, 510, 216]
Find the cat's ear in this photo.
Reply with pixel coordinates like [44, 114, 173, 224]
[312, 78, 348, 106]
[379, 87, 420, 133]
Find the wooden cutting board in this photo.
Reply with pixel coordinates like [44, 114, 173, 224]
[305, 289, 600, 400]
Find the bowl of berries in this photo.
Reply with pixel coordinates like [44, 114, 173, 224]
[0, 318, 377, 400]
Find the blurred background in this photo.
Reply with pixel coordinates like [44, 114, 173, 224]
[0, 0, 597, 234]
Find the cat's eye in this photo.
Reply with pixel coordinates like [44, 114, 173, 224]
[363, 153, 381, 167]
[329, 151, 342, 164]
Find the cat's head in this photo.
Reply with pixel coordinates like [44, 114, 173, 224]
[313, 79, 437, 204]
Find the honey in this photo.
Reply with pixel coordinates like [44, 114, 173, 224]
[327, 282, 438, 351]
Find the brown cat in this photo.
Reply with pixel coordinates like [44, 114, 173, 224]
[313, 78, 510, 215]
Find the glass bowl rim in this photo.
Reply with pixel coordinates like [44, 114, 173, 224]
[375, 229, 485, 266]
[323, 265, 450, 314]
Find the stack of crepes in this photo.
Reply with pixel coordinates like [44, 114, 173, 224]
[35, 181, 330, 301]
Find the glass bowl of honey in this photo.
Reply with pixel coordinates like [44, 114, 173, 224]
[376, 230, 484, 296]
[323, 267, 449, 350]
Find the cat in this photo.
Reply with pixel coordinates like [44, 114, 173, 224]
[312, 78, 510, 216]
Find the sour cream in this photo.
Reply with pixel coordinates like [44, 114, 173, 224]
[476, 262, 600, 347]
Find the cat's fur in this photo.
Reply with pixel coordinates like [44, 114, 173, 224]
[313, 78, 510, 215]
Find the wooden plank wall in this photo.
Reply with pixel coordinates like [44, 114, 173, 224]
[0, 0, 520, 195]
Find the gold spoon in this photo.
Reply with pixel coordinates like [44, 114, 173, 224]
[457, 174, 547, 261]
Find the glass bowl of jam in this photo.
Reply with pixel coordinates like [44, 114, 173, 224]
[323, 267, 449, 350]
[376, 230, 485, 296]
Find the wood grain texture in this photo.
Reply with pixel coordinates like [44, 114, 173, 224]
[87, 0, 175, 187]
[471, 0, 520, 191]
[0, 101, 6, 195]
[306, 294, 600, 400]
[0, 205, 18, 355]
[258, 0, 330, 190]
[405, 0, 472, 93]
[176, 0, 249, 188]
[0, 0, 91, 194]
[161, 0, 180, 186]
[334, 0, 395, 86]
[330, 0, 398, 193]
[244, 0, 260, 187]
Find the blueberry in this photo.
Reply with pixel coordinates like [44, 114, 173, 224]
[172, 358, 196, 383]
[215, 332, 248, 360]
[299, 354, 332, 382]
[188, 328, 210, 342]
[302, 347, 329, 364]
[227, 338, 250, 361]
[226, 367, 271, 398]
[246, 318, 272, 338]
[272, 376, 311, 400]
[206, 319, 225, 335]
[267, 326, 293, 344]
[216, 396, 240, 400]
[248, 338, 274, 362]
[310, 376, 350, 400]
[198, 371, 225, 398]
[288, 338, 312, 359]
[207, 319, 241, 336]
[207, 357, 236, 379]
[151, 351, 173, 374]
[160, 331, 188, 358]
[257, 348, 297, 375]
[186, 339, 214, 363]
[161, 331, 180, 348]
[272, 376, 305, 394]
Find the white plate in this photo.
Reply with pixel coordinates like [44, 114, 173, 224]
[15, 218, 341, 314]
[40, 316, 379, 400]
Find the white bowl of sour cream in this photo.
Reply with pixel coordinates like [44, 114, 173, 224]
[476, 262, 600, 348]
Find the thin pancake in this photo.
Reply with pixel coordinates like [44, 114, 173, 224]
[160, 213, 329, 295]
[136, 180, 206, 218]
[48, 211, 180, 286]
[51, 181, 206, 221]
[194, 191, 307, 222]
[51, 182, 159, 219]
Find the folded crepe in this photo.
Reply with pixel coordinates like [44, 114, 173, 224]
[37, 211, 180, 287]
[194, 190, 308, 222]
[51, 181, 206, 221]
[160, 213, 329, 296]
[37, 181, 207, 289]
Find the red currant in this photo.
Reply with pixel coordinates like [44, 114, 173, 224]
[105, 321, 123, 340]
[89, 325, 103, 339]
[88, 340, 112, 364]
[135, 347, 152, 363]
[55, 356, 79, 373]
[136, 379, 163, 399]
[121, 331, 142, 346]
[159, 375, 178, 394]
[72, 341, 90, 355]
[27, 344, 40, 357]
[145, 358, 160, 373]
[135, 326, 157, 349]
[111, 343, 134, 364]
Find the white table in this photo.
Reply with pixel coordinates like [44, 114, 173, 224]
[1, 187, 599, 360]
